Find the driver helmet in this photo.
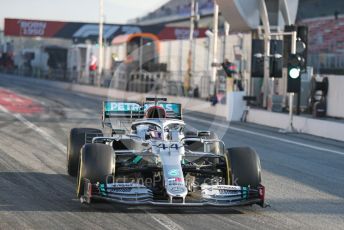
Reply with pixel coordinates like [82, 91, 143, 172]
[145, 106, 166, 119]
[147, 125, 162, 140]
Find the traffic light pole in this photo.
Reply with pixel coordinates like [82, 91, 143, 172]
[258, 0, 299, 132]
[284, 31, 298, 133]
[268, 31, 298, 133]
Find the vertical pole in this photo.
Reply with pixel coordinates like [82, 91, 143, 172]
[296, 85, 301, 115]
[270, 41, 276, 95]
[206, 37, 210, 72]
[98, 0, 104, 87]
[288, 31, 297, 131]
[189, 0, 195, 42]
[192, 0, 198, 74]
[263, 35, 270, 107]
[179, 39, 183, 80]
[139, 36, 143, 92]
[211, 1, 219, 95]
[185, 0, 195, 93]
[223, 22, 230, 61]
[258, 0, 271, 108]
[295, 28, 301, 115]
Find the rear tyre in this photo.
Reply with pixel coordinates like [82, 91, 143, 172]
[67, 128, 103, 177]
[226, 147, 261, 187]
[76, 143, 113, 198]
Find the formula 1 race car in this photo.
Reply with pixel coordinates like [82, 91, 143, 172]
[67, 98, 265, 207]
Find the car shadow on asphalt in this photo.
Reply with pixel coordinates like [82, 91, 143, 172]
[0, 172, 245, 214]
[0, 172, 342, 215]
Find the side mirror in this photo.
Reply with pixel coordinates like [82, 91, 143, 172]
[197, 131, 211, 137]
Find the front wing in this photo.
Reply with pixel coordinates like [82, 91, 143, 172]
[80, 180, 265, 207]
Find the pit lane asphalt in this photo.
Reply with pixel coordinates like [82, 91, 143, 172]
[0, 75, 343, 230]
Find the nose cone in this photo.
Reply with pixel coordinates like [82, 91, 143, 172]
[166, 177, 188, 198]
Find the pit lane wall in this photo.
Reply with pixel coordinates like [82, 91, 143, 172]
[245, 74, 344, 142]
[246, 109, 344, 142]
[327, 75, 344, 119]
[1, 73, 344, 142]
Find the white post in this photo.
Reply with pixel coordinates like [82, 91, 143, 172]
[223, 22, 230, 61]
[189, 0, 195, 42]
[263, 34, 270, 107]
[98, 0, 104, 87]
[258, 0, 271, 108]
[185, 0, 195, 92]
[211, 1, 219, 95]
[287, 31, 297, 132]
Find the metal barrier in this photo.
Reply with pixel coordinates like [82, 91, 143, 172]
[0, 67, 212, 100]
[114, 71, 171, 94]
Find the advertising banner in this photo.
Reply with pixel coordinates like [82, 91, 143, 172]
[4, 18, 207, 42]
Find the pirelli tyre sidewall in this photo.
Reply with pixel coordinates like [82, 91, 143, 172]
[67, 128, 103, 177]
[226, 147, 261, 187]
[76, 143, 113, 198]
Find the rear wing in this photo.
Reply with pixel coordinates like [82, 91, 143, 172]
[102, 100, 182, 121]
[103, 101, 143, 119]
[143, 102, 182, 119]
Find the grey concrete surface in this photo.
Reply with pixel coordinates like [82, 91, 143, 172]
[0, 76, 343, 230]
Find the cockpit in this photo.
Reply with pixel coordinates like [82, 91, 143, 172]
[131, 119, 185, 141]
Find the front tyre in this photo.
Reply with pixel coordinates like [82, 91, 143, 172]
[76, 143, 113, 198]
[67, 128, 103, 177]
[226, 147, 261, 187]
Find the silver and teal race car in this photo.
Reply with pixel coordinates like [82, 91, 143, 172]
[67, 98, 265, 207]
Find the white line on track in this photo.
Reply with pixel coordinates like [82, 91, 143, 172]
[0, 105, 66, 153]
[184, 115, 344, 156]
[141, 209, 184, 230]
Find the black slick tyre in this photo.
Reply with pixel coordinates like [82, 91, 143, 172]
[226, 147, 261, 187]
[76, 143, 113, 198]
[67, 128, 103, 177]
